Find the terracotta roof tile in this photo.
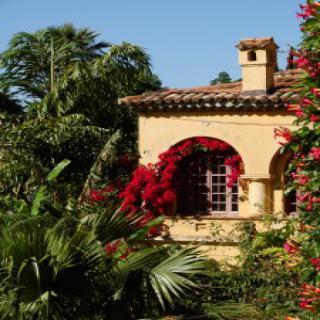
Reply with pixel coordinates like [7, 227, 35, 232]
[236, 37, 278, 50]
[119, 69, 303, 112]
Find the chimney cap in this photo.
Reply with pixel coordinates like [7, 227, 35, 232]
[236, 37, 279, 50]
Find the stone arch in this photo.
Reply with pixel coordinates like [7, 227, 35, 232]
[170, 136, 245, 216]
[169, 135, 248, 174]
[248, 50, 257, 62]
[269, 148, 293, 214]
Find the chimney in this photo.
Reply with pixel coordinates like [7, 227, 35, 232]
[236, 37, 278, 94]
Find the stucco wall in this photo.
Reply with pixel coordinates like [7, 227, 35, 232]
[138, 110, 295, 175]
[152, 217, 286, 263]
[138, 110, 296, 260]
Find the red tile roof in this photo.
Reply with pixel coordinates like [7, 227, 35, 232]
[120, 69, 302, 113]
[236, 37, 278, 50]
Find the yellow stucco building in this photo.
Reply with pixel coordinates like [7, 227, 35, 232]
[120, 37, 301, 262]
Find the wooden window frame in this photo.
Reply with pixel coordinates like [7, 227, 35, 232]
[176, 152, 239, 216]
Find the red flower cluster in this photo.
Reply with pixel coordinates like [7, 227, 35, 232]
[89, 184, 117, 202]
[310, 257, 320, 271]
[309, 146, 320, 160]
[290, 49, 320, 78]
[297, 192, 320, 211]
[105, 240, 135, 260]
[291, 172, 310, 185]
[299, 283, 320, 313]
[121, 137, 243, 224]
[310, 114, 320, 122]
[287, 104, 305, 118]
[297, 3, 320, 19]
[286, 3, 320, 317]
[284, 240, 300, 254]
[274, 127, 293, 145]
[105, 240, 121, 255]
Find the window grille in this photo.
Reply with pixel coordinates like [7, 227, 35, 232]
[176, 152, 239, 215]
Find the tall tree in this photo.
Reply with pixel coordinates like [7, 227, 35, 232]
[0, 25, 157, 199]
[0, 24, 109, 98]
[210, 71, 232, 85]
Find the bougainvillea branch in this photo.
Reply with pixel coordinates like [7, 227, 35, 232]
[281, 1, 320, 317]
[120, 137, 243, 228]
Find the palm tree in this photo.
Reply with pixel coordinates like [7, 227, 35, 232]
[0, 25, 155, 200]
[0, 163, 207, 319]
[0, 24, 109, 98]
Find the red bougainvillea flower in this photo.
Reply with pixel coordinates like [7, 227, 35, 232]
[302, 98, 314, 106]
[299, 299, 316, 313]
[284, 240, 300, 254]
[291, 173, 310, 185]
[105, 240, 121, 256]
[120, 137, 243, 227]
[310, 258, 320, 271]
[311, 87, 320, 97]
[309, 146, 320, 160]
[299, 283, 320, 313]
[310, 114, 320, 122]
[297, 3, 320, 19]
[90, 189, 105, 202]
[287, 104, 305, 117]
[274, 127, 293, 145]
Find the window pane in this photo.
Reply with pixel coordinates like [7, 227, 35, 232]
[211, 165, 218, 173]
[176, 151, 240, 215]
[199, 176, 207, 183]
[198, 185, 208, 193]
[212, 185, 218, 193]
[212, 194, 218, 202]
[232, 203, 238, 212]
[212, 176, 218, 183]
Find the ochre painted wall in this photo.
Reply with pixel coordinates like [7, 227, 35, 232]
[138, 110, 295, 175]
[138, 110, 296, 260]
[153, 217, 286, 263]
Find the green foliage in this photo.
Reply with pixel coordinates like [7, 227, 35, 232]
[200, 220, 301, 319]
[0, 163, 207, 319]
[0, 24, 162, 202]
[0, 24, 109, 98]
[210, 71, 232, 85]
[203, 302, 264, 320]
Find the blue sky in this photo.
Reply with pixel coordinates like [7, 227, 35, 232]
[0, 0, 302, 88]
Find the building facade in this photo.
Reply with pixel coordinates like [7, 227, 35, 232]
[120, 38, 301, 261]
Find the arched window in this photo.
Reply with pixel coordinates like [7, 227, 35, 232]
[176, 152, 239, 215]
[269, 150, 300, 216]
[248, 50, 257, 62]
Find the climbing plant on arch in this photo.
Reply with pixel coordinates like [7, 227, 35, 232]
[120, 137, 243, 226]
[276, 1, 320, 317]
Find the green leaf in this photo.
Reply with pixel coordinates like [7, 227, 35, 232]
[31, 185, 47, 216]
[129, 215, 164, 241]
[46, 159, 71, 181]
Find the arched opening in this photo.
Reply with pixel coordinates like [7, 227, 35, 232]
[173, 137, 244, 216]
[269, 150, 298, 215]
[248, 50, 257, 62]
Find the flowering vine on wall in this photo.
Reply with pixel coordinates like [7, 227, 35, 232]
[120, 137, 243, 229]
[277, 1, 320, 318]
